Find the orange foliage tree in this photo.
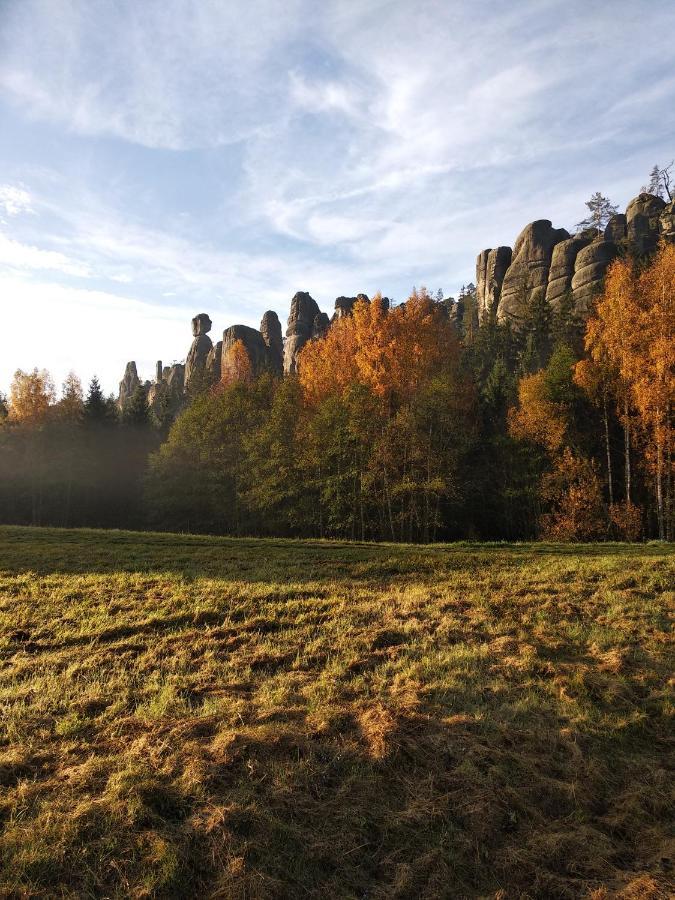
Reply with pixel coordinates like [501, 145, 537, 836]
[299, 290, 459, 408]
[220, 339, 253, 387]
[580, 244, 674, 539]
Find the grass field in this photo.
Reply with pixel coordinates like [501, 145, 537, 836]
[0, 527, 673, 899]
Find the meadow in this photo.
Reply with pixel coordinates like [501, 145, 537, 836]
[0, 526, 672, 898]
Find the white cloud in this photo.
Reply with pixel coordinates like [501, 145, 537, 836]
[0, 185, 34, 218]
[0, 233, 90, 277]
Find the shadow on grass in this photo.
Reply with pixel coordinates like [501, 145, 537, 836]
[0, 525, 670, 583]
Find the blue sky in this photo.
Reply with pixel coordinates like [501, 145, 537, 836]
[1, 0, 674, 396]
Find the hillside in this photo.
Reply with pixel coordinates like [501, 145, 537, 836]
[0, 527, 673, 898]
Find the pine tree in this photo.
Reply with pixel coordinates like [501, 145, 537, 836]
[576, 192, 619, 236]
[84, 376, 111, 423]
[123, 385, 150, 427]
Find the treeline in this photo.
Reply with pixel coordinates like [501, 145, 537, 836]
[1, 244, 673, 541]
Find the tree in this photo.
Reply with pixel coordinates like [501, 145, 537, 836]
[84, 376, 116, 424]
[58, 372, 84, 422]
[581, 245, 675, 539]
[540, 449, 607, 541]
[576, 192, 619, 236]
[122, 385, 150, 427]
[8, 368, 55, 425]
[644, 161, 673, 202]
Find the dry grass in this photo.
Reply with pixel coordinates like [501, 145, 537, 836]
[0, 526, 673, 899]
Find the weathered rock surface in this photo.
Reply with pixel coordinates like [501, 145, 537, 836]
[604, 213, 627, 244]
[260, 311, 283, 374]
[545, 236, 591, 309]
[310, 312, 329, 340]
[659, 200, 675, 243]
[626, 193, 666, 254]
[476, 247, 512, 318]
[498, 220, 569, 322]
[185, 313, 213, 389]
[221, 325, 270, 381]
[118, 361, 142, 409]
[333, 293, 369, 320]
[147, 362, 185, 418]
[571, 239, 619, 314]
[284, 291, 323, 374]
[206, 341, 222, 382]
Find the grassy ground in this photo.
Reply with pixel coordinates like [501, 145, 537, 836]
[0, 527, 672, 899]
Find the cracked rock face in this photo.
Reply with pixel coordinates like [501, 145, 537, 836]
[221, 324, 270, 381]
[498, 220, 569, 323]
[284, 291, 322, 374]
[545, 236, 591, 310]
[659, 200, 675, 243]
[476, 247, 512, 319]
[571, 239, 619, 315]
[626, 193, 666, 254]
[206, 342, 222, 382]
[118, 361, 142, 409]
[260, 311, 284, 375]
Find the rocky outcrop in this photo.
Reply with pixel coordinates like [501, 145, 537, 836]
[284, 291, 323, 374]
[312, 312, 330, 339]
[147, 361, 185, 419]
[659, 200, 675, 243]
[571, 239, 619, 315]
[185, 313, 213, 389]
[221, 324, 270, 381]
[118, 361, 143, 409]
[333, 293, 369, 321]
[476, 247, 512, 318]
[604, 213, 627, 244]
[626, 193, 666, 254]
[545, 236, 591, 309]
[260, 311, 283, 374]
[206, 341, 222, 382]
[498, 220, 569, 322]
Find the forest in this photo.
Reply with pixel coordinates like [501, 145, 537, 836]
[1, 242, 673, 542]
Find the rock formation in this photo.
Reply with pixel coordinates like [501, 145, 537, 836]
[147, 361, 185, 419]
[206, 342, 222, 382]
[571, 239, 619, 315]
[545, 236, 591, 309]
[185, 313, 213, 389]
[260, 311, 283, 374]
[220, 324, 270, 381]
[626, 193, 666, 254]
[284, 291, 323, 374]
[659, 200, 675, 243]
[498, 220, 570, 323]
[118, 362, 143, 409]
[604, 213, 627, 244]
[333, 293, 369, 321]
[312, 312, 330, 339]
[481, 192, 668, 324]
[476, 247, 512, 318]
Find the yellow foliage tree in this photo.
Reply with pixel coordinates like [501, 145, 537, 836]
[298, 290, 458, 409]
[8, 368, 55, 426]
[582, 244, 674, 539]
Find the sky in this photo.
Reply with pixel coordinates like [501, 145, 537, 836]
[1, 0, 674, 397]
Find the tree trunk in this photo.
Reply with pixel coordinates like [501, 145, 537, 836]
[624, 397, 631, 504]
[603, 394, 614, 505]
